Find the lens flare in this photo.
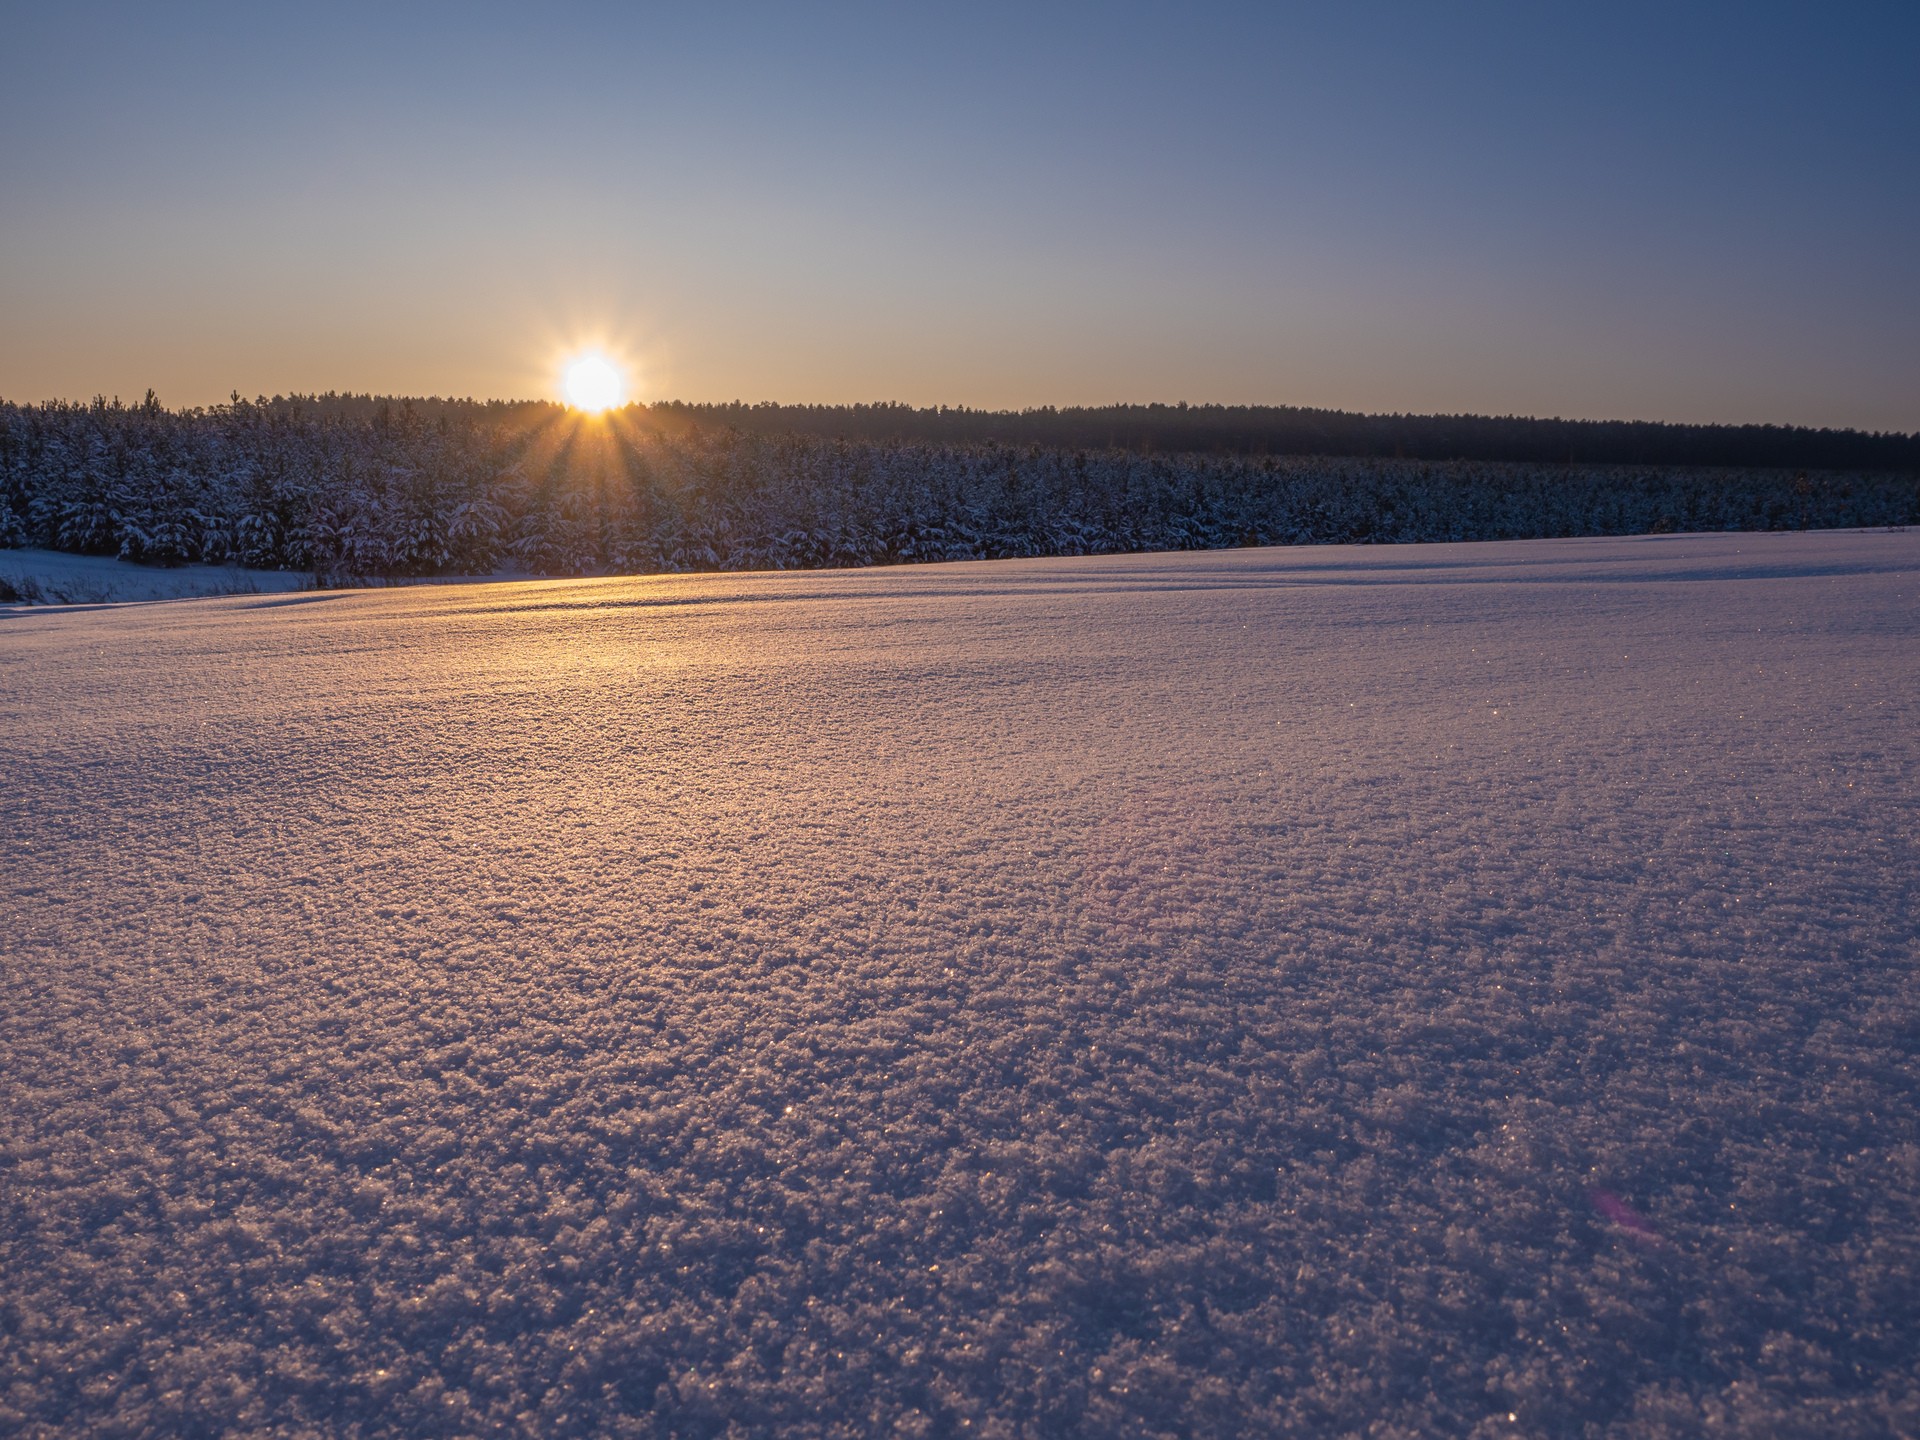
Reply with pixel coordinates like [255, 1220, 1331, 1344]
[563, 354, 624, 412]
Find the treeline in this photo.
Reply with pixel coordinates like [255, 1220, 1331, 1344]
[1, 394, 1914, 580]
[236, 394, 1920, 471]
[639, 401, 1920, 471]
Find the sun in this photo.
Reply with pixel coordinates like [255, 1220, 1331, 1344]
[563, 353, 625, 412]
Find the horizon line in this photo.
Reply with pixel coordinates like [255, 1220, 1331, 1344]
[4, 390, 1915, 441]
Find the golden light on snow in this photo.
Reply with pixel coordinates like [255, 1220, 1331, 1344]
[563, 354, 625, 412]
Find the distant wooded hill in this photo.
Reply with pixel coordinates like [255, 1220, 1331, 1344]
[654, 401, 1920, 472]
[241, 395, 1919, 472]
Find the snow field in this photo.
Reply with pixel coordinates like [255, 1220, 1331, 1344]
[1, 531, 1917, 1437]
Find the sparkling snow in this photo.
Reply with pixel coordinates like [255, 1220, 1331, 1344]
[2, 530, 1916, 1437]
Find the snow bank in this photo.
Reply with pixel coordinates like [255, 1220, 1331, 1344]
[1, 530, 1916, 1437]
[0, 547, 310, 606]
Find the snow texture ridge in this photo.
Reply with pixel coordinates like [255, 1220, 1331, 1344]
[1, 531, 1917, 1438]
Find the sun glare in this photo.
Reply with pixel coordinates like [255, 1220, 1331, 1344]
[563, 354, 625, 412]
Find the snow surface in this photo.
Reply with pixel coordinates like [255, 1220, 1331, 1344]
[2, 529, 1917, 1438]
[0, 548, 310, 606]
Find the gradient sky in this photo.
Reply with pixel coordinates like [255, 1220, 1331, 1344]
[2, 1, 1915, 428]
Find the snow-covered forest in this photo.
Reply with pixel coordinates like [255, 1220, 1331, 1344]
[2, 396, 1914, 581]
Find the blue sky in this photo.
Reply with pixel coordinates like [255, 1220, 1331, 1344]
[2, 1, 1914, 427]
